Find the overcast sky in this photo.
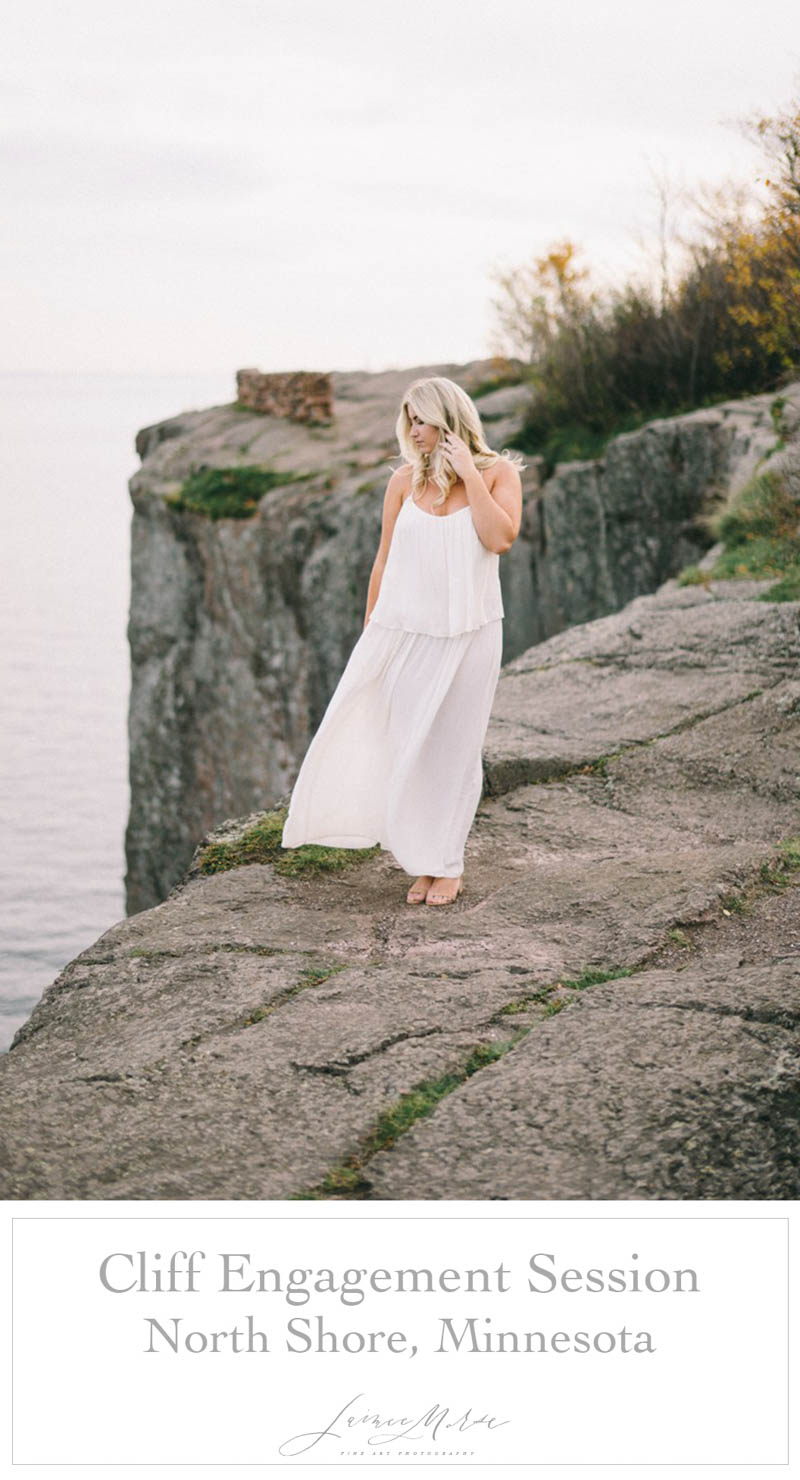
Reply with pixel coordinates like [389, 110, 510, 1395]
[3, 0, 799, 374]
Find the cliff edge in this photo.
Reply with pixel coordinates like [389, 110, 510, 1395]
[2, 554, 798, 1199]
[125, 363, 785, 914]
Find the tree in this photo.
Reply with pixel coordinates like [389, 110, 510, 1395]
[488, 240, 590, 364]
[741, 96, 800, 220]
[488, 91, 800, 465]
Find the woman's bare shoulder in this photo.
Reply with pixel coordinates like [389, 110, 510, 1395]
[386, 464, 413, 502]
[484, 456, 522, 503]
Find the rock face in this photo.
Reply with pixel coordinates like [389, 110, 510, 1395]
[2, 566, 798, 1201]
[125, 362, 793, 914]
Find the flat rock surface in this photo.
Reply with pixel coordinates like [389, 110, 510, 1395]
[366, 956, 800, 1200]
[1, 580, 799, 1199]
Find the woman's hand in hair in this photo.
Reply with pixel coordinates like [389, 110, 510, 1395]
[442, 431, 476, 480]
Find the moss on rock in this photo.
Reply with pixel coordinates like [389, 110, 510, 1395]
[196, 807, 380, 878]
[165, 464, 307, 520]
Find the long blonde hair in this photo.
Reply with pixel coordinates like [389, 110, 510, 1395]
[394, 376, 526, 511]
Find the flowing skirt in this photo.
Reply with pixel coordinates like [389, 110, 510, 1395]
[280, 617, 503, 877]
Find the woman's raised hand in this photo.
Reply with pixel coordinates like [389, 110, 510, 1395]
[442, 431, 475, 480]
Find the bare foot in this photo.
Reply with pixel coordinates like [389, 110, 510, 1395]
[425, 875, 463, 906]
[406, 874, 434, 904]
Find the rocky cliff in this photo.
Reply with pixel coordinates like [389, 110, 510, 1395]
[125, 361, 786, 915]
[2, 542, 798, 1198]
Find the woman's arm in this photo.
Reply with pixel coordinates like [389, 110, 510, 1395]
[363, 467, 408, 628]
[462, 458, 522, 554]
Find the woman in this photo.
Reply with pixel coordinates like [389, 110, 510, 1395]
[281, 375, 524, 905]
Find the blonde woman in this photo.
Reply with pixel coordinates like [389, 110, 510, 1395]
[281, 375, 524, 905]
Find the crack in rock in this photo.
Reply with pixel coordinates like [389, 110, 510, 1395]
[637, 999, 800, 1031]
[290, 1024, 444, 1076]
[486, 677, 788, 802]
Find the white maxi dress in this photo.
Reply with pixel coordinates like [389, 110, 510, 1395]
[280, 491, 504, 878]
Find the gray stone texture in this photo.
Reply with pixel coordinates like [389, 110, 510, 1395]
[2, 565, 798, 1201]
[125, 362, 794, 913]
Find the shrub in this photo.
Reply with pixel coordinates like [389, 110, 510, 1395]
[491, 95, 800, 473]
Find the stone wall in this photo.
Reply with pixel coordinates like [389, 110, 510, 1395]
[235, 368, 333, 424]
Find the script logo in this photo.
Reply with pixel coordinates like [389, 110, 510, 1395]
[278, 1391, 509, 1457]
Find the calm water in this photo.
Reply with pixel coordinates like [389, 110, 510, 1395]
[0, 371, 233, 1052]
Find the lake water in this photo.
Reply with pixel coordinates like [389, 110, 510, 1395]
[0, 371, 233, 1052]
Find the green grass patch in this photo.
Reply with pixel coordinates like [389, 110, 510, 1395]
[761, 567, 800, 602]
[779, 837, 800, 870]
[498, 964, 631, 1020]
[179, 963, 348, 1054]
[196, 808, 379, 878]
[292, 961, 637, 1198]
[676, 464, 800, 599]
[759, 836, 800, 890]
[497, 989, 563, 1018]
[677, 564, 712, 587]
[558, 965, 633, 991]
[292, 1039, 523, 1199]
[710, 839, 800, 917]
[363, 1044, 512, 1150]
[770, 395, 788, 452]
[697, 467, 800, 601]
[577, 753, 613, 778]
[165, 463, 308, 519]
[499, 997, 539, 1015]
[239, 964, 347, 1028]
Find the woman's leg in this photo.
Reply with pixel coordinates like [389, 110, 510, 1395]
[387, 621, 503, 881]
